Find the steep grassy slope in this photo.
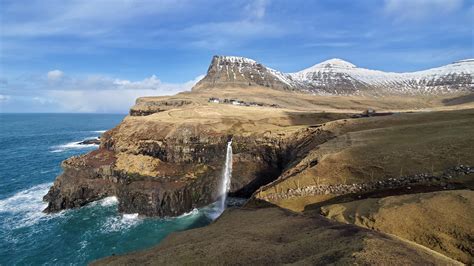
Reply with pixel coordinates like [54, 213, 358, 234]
[321, 190, 474, 264]
[93, 207, 460, 265]
[254, 109, 474, 211]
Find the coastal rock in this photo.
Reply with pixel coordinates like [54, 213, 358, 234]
[77, 137, 100, 145]
[43, 149, 117, 212]
[44, 107, 316, 216]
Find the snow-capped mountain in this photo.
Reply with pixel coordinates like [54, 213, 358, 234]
[193, 56, 474, 95]
[193, 55, 294, 91]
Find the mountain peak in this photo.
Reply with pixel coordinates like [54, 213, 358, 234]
[196, 55, 472, 95]
[312, 58, 357, 69]
[453, 59, 474, 64]
[212, 55, 257, 65]
[295, 58, 356, 75]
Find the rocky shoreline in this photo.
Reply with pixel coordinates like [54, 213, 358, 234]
[42, 124, 298, 216]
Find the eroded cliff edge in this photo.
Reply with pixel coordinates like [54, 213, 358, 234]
[43, 97, 350, 217]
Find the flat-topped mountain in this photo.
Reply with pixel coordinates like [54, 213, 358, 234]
[193, 55, 294, 91]
[194, 56, 474, 95]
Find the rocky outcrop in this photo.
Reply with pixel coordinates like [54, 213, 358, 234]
[129, 98, 193, 116]
[77, 137, 100, 145]
[43, 139, 284, 216]
[44, 109, 314, 216]
[44, 149, 117, 212]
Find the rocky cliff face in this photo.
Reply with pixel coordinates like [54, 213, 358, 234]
[194, 56, 474, 95]
[43, 108, 321, 217]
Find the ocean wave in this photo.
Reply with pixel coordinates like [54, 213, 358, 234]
[177, 208, 199, 218]
[85, 196, 119, 209]
[0, 183, 56, 229]
[102, 213, 142, 232]
[100, 196, 119, 207]
[91, 130, 107, 134]
[50, 139, 99, 153]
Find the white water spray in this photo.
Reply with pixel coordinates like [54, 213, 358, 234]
[218, 140, 233, 213]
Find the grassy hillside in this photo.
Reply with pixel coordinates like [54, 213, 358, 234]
[255, 109, 474, 211]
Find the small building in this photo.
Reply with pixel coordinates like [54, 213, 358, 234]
[362, 108, 376, 116]
[208, 97, 220, 103]
[230, 99, 242, 105]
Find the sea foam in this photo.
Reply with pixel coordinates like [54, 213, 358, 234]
[50, 139, 98, 153]
[100, 196, 119, 207]
[0, 183, 53, 229]
[102, 213, 142, 232]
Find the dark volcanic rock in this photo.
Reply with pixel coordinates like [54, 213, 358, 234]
[78, 137, 100, 145]
[43, 149, 117, 212]
[43, 119, 303, 216]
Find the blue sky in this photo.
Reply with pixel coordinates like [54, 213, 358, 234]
[0, 0, 472, 113]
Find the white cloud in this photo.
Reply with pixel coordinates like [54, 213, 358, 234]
[0, 94, 11, 102]
[45, 75, 203, 113]
[2, 70, 204, 113]
[32, 96, 54, 104]
[384, 0, 464, 22]
[47, 89, 160, 113]
[0, 0, 190, 38]
[47, 70, 64, 81]
[184, 20, 284, 50]
[1, 0, 284, 56]
[245, 0, 268, 20]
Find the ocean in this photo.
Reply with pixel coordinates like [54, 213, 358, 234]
[0, 114, 227, 265]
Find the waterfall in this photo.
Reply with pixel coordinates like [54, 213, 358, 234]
[218, 140, 233, 214]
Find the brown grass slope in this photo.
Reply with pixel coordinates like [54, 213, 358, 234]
[255, 109, 474, 211]
[92, 207, 460, 265]
[320, 190, 474, 264]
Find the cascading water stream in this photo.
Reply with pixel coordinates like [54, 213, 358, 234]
[217, 140, 233, 215]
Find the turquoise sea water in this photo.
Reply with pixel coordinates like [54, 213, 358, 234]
[0, 114, 224, 265]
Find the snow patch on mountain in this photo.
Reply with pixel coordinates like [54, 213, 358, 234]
[196, 55, 474, 95]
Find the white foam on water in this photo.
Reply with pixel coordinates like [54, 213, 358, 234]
[86, 196, 119, 208]
[92, 130, 107, 134]
[123, 213, 139, 219]
[177, 208, 199, 218]
[102, 213, 142, 232]
[0, 183, 57, 229]
[100, 196, 119, 207]
[39, 169, 55, 174]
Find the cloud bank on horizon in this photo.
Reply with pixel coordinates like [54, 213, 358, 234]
[0, 0, 472, 113]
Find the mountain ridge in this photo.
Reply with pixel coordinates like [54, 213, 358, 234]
[193, 55, 474, 95]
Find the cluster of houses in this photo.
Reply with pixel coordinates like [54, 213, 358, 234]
[208, 97, 279, 108]
[351, 108, 394, 118]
